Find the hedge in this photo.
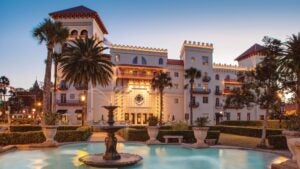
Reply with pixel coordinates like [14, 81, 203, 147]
[9, 125, 81, 132]
[118, 128, 220, 144]
[220, 120, 287, 129]
[209, 125, 282, 138]
[267, 135, 287, 149]
[0, 126, 91, 146]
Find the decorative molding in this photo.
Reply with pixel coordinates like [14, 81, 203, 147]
[62, 22, 92, 26]
[111, 44, 168, 53]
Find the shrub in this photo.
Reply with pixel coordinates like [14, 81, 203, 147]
[44, 112, 59, 125]
[118, 128, 220, 144]
[57, 126, 80, 131]
[268, 135, 287, 149]
[195, 117, 209, 127]
[219, 120, 287, 129]
[0, 132, 45, 145]
[148, 116, 158, 126]
[209, 125, 282, 138]
[10, 125, 42, 132]
[171, 121, 189, 130]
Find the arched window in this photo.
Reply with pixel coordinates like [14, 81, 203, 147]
[115, 54, 120, 62]
[225, 75, 230, 80]
[70, 30, 78, 38]
[215, 74, 219, 80]
[132, 56, 138, 64]
[142, 57, 147, 65]
[80, 30, 88, 38]
[159, 58, 163, 65]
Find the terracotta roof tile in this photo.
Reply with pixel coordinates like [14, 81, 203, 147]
[49, 5, 108, 34]
[235, 44, 265, 61]
[167, 59, 184, 65]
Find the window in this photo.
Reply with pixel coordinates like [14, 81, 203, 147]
[115, 54, 120, 62]
[237, 112, 241, 120]
[70, 94, 75, 99]
[174, 98, 179, 104]
[215, 74, 219, 80]
[216, 98, 220, 106]
[247, 113, 251, 121]
[142, 57, 147, 65]
[260, 115, 264, 120]
[159, 58, 164, 65]
[225, 75, 230, 80]
[191, 96, 196, 104]
[60, 94, 66, 103]
[132, 56, 138, 64]
[203, 97, 208, 104]
[80, 30, 88, 38]
[174, 84, 179, 89]
[70, 30, 78, 38]
[225, 112, 231, 120]
[198, 83, 201, 87]
[166, 72, 170, 76]
[202, 56, 209, 65]
[174, 72, 179, 77]
[191, 57, 196, 62]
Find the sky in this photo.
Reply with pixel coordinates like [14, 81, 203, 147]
[0, 0, 300, 89]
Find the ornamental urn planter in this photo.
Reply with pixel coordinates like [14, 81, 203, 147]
[292, 138, 300, 168]
[193, 127, 209, 148]
[283, 130, 300, 161]
[42, 125, 58, 146]
[146, 126, 160, 144]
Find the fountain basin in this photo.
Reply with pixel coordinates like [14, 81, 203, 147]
[79, 153, 143, 168]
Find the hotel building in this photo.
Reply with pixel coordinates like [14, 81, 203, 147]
[50, 6, 266, 125]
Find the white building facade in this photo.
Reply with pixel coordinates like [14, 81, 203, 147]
[50, 6, 266, 125]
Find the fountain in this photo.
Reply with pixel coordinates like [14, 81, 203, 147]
[79, 105, 142, 168]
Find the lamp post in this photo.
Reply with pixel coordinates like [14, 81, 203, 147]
[280, 102, 285, 129]
[80, 95, 86, 126]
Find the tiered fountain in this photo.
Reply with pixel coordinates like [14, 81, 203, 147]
[79, 105, 142, 168]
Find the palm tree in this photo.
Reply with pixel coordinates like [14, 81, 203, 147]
[184, 67, 201, 125]
[0, 76, 10, 117]
[151, 72, 172, 125]
[278, 33, 300, 114]
[52, 52, 62, 112]
[33, 18, 69, 114]
[60, 37, 114, 126]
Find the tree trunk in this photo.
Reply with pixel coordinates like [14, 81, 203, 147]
[42, 48, 53, 114]
[296, 77, 300, 114]
[52, 62, 58, 113]
[159, 89, 163, 126]
[190, 81, 194, 125]
[82, 83, 88, 126]
[258, 107, 268, 148]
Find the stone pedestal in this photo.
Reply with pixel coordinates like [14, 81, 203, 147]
[192, 127, 209, 148]
[146, 126, 160, 144]
[283, 130, 300, 161]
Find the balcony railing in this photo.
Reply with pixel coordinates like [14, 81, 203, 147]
[223, 78, 242, 85]
[223, 88, 235, 95]
[224, 104, 244, 109]
[117, 72, 153, 80]
[202, 76, 211, 82]
[215, 90, 222, 95]
[193, 88, 211, 94]
[189, 102, 199, 108]
[56, 99, 82, 106]
[215, 104, 224, 109]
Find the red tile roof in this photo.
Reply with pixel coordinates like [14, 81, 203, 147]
[167, 59, 184, 65]
[49, 5, 108, 34]
[235, 44, 265, 61]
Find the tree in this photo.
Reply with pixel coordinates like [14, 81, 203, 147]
[52, 52, 62, 112]
[60, 37, 114, 126]
[151, 72, 172, 125]
[184, 67, 201, 125]
[255, 37, 283, 148]
[278, 33, 300, 114]
[33, 18, 69, 114]
[0, 76, 10, 117]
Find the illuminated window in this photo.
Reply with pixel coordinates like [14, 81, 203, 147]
[237, 112, 241, 120]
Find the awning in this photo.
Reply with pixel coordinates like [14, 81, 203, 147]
[75, 109, 83, 114]
[57, 109, 67, 114]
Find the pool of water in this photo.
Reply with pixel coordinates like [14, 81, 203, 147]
[0, 143, 288, 169]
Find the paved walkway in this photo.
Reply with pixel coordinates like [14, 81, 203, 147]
[89, 132, 125, 142]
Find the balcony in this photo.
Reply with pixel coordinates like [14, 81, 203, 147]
[223, 88, 235, 95]
[215, 90, 222, 95]
[193, 88, 211, 94]
[56, 99, 82, 106]
[202, 76, 211, 82]
[189, 102, 199, 108]
[223, 78, 243, 85]
[215, 104, 224, 109]
[224, 104, 244, 109]
[58, 85, 68, 91]
[117, 72, 153, 80]
[74, 83, 85, 90]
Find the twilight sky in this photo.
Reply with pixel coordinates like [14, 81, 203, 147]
[0, 0, 299, 89]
